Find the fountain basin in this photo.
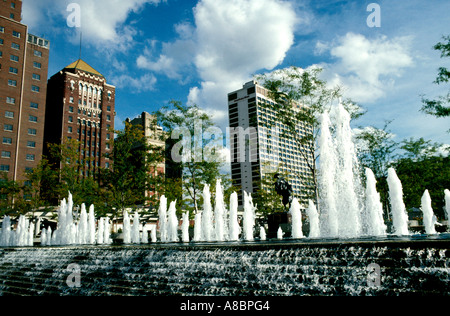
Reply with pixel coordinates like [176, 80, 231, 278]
[0, 236, 449, 296]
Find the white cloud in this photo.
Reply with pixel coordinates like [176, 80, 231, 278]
[22, 0, 164, 50]
[317, 33, 414, 103]
[110, 73, 157, 93]
[186, 0, 298, 126]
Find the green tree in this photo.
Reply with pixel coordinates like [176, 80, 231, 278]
[421, 35, 450, 121]
[100, 122, 165, 219]
[255, 66, 365, 205]
[156, 101, 226, 214]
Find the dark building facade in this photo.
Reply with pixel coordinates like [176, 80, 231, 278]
[0, 0, 50, 182]
[44, 59, 115, 177]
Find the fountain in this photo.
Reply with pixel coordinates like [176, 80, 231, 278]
[445, 189, 450, 229]
[228, 192, 240, 241]
[181, 212, 190, 243]
[167, 201, 179, 242]
[243, 191, 256, 241]
[364, 168, 387, 236]
[290, 198, 304, 239]
[0, 102, 449, 296]
[202, 184, 214, 242]
[421, 190, 437, 235]
[306, 200, 320, 238]
[387, 168, 410, 236]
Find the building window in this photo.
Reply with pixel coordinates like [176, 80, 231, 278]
[11, 42, 19, 50]
[34, 50, 42, 57]
[8, 79, 16, 86]
[26, 154, 35, 161]
[29, 115, 38, 123]
[32, 73, 40, 80]
[3, 137, 12, 145]
[28, 128, 37, 136]
[5, 111, 14, 118]
[9, 67, 18, 74]
[31, 85, 40, 92]
[6, 97, 15, 104]
[4, 124, 13, 132]
[69, 106, 74, 112]
[30, 102, 39, 109]
[0, 165, 10, 172]
[68, 126, 73, 133]
[27, 141, 36, 148]
[33, 61, 41, 69]
[1, 151, 11, 158]
[9, 13, 14, 20]
[10, 54, 18, 62]
[68, 116, 73, 123]
[12, 31, 20, 38]
[69, 97, 74, 104]
[0, 27, 4, 33]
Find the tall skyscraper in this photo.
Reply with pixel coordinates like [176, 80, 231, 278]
[0, 0, 50, 182]
[44, 59, 115, 177]
[228, 80, 315, 208]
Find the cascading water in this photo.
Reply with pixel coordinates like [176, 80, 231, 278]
[122, 211, 131, 244]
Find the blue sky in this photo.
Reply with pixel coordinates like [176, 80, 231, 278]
[22, 0, 450, 147]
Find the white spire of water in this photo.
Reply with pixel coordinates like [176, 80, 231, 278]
[317, 111, 339, 237]
[228, 192, 240, 241]
[421, 190, 437, 235]
[182, 212, 190, 243]
[202, 184, 214, 242]
[445, 189, 450, 229]
[103, 217, 112, 244]
[387, 168, 410, 236]
[131, 212, 141, 244]
[365, 168, 387, 236]
[290, 198, 304, 239]
[158, 195, 168, 242]
[332, 104, 362, 238]
[243, 191, 256, 241]
[167, 201, 179, 242]
[214, 179, 226, 241]
[88, 205, 96, 244]
[78, 204, 88, 244]
[260, 227, 266, 241]
[0, 216, 11, 246]
[98, 218, 105, 244]
[306, 200, 320, 238]
[193, 212, 203, 242]
[122, 210, 131, 244]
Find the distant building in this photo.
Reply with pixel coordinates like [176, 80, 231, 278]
[44, 59, 115, 177]
[0, 0, 50, 182]
[126, 112, 167, 199]
[228, 80, 315, 208]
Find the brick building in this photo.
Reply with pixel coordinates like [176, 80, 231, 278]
[0, 0, 50, 182]
[44, 59, 115, 177]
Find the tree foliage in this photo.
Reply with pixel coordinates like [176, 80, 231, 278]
[421, 35, 450, 121]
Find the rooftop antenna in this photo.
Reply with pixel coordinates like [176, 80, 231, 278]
[75, 31, 82, 68]
[78, 31, 82, 60]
